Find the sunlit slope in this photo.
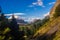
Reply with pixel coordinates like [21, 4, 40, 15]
[34, 17, 60, 38]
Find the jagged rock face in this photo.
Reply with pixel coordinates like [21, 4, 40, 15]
[50, 0, 60, 18]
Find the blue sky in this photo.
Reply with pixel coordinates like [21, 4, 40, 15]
[0, 0, 56, 22]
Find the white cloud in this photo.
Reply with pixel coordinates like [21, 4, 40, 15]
[32, 2, 37, 5]
[43, 12, 50, 17]
[5, 13, 25, 16]
[8, 15, 19, 19]
[28, 0, 45, 7]
[49, 2, 55, 5]
[5, 13, 26, 20]
[37, 0, 44, 6]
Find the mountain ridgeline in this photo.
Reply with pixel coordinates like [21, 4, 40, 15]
[50, 0, 60, 19]
[33, 0, 60, 40]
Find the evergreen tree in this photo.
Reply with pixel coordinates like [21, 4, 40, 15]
[0, 13, 9, 30]
[0, 6, 8, 31]
[42, 15, 50, 25]
[10, 15, 25, 40]
[10, 15, 19, 31]
[0, 7, 10, 40]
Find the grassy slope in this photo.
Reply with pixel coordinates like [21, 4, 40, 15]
[33, 17, 60, 40]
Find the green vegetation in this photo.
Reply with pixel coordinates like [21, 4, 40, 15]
[54, 4, 60, 18]
[33, 4, 60, 39]
[33, 16, 60, 40]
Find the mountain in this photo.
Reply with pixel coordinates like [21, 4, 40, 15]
[32, 0, 60, 40]
[8, 15, 28, 24]
[16, 19, 28, 24]
[50, 0, 60, 19]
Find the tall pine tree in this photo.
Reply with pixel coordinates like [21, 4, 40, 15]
[9, 15, 25, 40]
[0, 7, 8, 31]
[10, 15, 19, 31]
[0, 6, 10, 40]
